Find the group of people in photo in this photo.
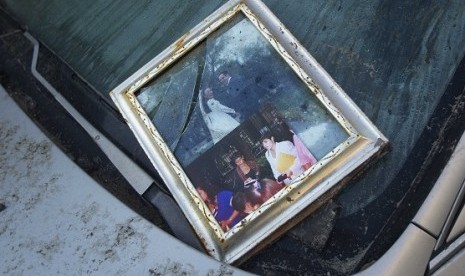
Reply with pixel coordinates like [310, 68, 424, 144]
[189, 65, 318, 231]
[194, 129, 317, 231]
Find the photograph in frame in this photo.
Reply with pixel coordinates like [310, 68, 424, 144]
[136, 13, 349, 168]
[110, 0, 389, 263]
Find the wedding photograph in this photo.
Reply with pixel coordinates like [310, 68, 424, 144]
[135, 13, 348, 168]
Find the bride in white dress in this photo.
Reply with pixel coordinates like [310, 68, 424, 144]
[200, 87, 240, 144]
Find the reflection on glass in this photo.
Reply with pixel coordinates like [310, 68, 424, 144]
[110, 2, 388, 262]
[138, 14, 348, 169]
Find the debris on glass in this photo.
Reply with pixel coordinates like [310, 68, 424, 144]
[110, 0, 388, 263]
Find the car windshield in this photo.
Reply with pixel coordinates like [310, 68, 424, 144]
[2, 0, 465, 274]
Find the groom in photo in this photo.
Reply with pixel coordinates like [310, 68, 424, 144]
[217, 69, 277, 121]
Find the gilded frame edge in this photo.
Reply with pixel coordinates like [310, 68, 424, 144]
[109, 0, 389, 263]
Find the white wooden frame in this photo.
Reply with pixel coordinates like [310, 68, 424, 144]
[110, 0, 388, 264]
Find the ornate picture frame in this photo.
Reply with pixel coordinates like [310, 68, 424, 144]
[110, 0, 388, 263]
